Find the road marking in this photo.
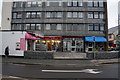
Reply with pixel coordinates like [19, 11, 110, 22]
[42, 69, 102, 74]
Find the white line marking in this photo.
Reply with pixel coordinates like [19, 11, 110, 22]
[42, 69, 102, 74]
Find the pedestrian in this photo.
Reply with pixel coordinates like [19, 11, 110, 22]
[4, 46, 9, 58]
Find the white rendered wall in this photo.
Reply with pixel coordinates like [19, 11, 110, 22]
[0, 31, 26, 56]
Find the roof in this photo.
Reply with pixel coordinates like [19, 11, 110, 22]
[108, 26, 118, 34]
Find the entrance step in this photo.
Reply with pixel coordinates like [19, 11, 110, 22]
[54, 52, 87, 59]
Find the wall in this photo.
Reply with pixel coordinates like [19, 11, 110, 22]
[0, 31, 26, 56]
[1, 1, 13, 30]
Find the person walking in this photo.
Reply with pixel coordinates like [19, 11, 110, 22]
[5, 46, 9, 58]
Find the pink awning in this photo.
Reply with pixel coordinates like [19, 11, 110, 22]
[25, 33, 37, 40]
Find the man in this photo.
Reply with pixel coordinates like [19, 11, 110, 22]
[4, 46, 9, 58]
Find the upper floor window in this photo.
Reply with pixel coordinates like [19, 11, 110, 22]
[100, 24, 104, 31]
[99, 12, 104, 19]
[45, 24, 51, 30]
[26, 12, 41, 18]
[99, 1, 104, 7]
[56, 24, 62, 30]
[88, 12, 93, 19]
[46, 1, 62, 7]
[13, 2, 23, 8]
[87, 1, 93, 7]
[67, 1, 83, 7]
[12, 24, 22, 30]
[88, 24, 94, 31]
[26, 1, 42, 7]
[94, 12, 99, 19]
[67, 12, 83, 18]
[24, 24, 41, 30]
[93, 1, 98, 7]
[94, 24, 99, 31]
[12, 12, 22, 19]
[46, 12, 62, 18]
[67, 24, 83, 31]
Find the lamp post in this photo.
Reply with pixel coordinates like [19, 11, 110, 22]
[93, 36, 96, 59]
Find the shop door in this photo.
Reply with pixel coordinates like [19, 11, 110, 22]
[63, 40, 71, 52]
[71, 40, 76, 52]
[88, 43, 93, 51]
[76, 40, 83, 52]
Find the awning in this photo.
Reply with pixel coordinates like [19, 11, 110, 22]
[25, 33, 37, 40]
[85, 37, 107, 42]
[85, 37, 94, 42]
[95, 37, 107, 42]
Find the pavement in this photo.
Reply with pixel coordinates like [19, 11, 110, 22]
[1, 57, 120, 67]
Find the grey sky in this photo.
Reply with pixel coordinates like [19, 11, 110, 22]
[0, 0, 119, 29]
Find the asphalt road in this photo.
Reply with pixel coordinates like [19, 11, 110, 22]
[2, 63, 119, 80]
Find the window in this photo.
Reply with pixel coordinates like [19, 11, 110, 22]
[47, 2, 62, 7]
[73, 12, 78, 18]
[46, 2, 50, 6]
[31, 24, 35, 30]
[67, 2, 72, 6]
[99, 1, 104, 7]
[88, 24, 94, 31]
[67, 12, 72, 18]
[94, 12, 99, 19]
[57, 12, 62, 18]
[12, 13, 17, 19]
[31, 12, 36, 18]
[73, 1, 78, 6]
[88, 12, 93, 18]
[25, 24, 30, 30]
[13, 2, 17, 8]
[27, 2, 31, 7]
[67, 24, 73, 31]
[72, 24, 78, 31]
[87, 1, 93, 7]
[26, 12, 31, 18]
[78, 1, 83, 6]
[46, 24, 51, 30]
[36, 24, 41, 30]
[57, 24, 62, 30]
[46, 12, 51, 18]
[94, 24, 99, 31]
[78, 12, 83, 18]
[99, 12, 104, 19]
[100, 24, 104, 31]
[94, 1, 98, 7]
[78, 24, 83, 30]
[17, 13, 22, 18]
[38, 1, 42, 7]
[12, 24, 21, 30]
[59, 2, 62, 6]
[36, 12, 41, 18]
[31, 2, 37, 7]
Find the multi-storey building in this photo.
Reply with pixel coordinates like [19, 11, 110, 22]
[1, 0, 108, 52]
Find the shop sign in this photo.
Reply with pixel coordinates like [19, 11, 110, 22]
[42, 36, 62, 40]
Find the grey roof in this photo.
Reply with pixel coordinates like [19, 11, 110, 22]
[108, 26, 118, 34]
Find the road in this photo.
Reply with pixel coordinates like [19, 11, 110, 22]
[2, 63, 119, 80]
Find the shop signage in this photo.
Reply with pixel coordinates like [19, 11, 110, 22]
[42, 36, 62, 40]
[20, 38, 26, 50]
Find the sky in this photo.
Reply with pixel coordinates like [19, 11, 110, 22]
[0, 0, 120, 29]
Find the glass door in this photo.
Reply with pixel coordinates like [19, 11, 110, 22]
[71, 40, 76, 52]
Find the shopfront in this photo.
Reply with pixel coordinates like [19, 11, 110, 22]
[85, 36, 107, 52]
[62, 37, 84, 52]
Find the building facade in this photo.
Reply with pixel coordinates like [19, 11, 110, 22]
[1, 0, 108, 52]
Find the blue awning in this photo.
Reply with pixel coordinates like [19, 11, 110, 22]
[85, 37, 94, 42]
[95, 37, 107, 42]
[85, 37, 107, 42]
